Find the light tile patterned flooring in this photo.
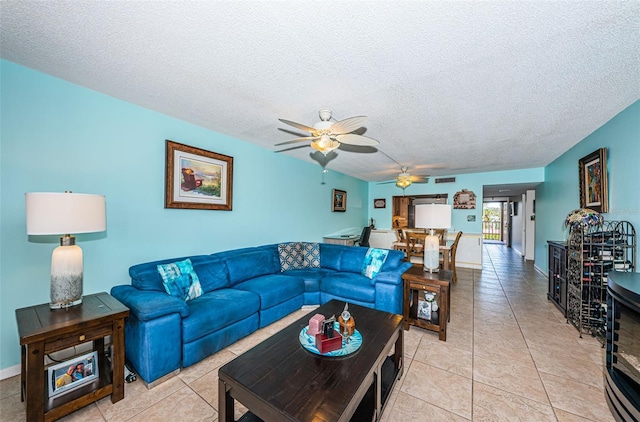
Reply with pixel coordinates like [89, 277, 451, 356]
[0, 244, 615, 421]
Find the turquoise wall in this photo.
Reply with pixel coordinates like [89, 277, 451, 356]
[2, 58, 636, 375]
[535, 100, 640, 272]
[0, 60, 369, 371]
[368, 168, 545, 232]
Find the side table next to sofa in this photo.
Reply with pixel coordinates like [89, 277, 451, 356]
[15, 292, 129, 422]
[402, 266, 452, 341]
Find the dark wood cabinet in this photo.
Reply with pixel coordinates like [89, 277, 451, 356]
[547, 241, 568, 316]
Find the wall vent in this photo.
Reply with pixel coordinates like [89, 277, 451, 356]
[435, 177, 456, 183]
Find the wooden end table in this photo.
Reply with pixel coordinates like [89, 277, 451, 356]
[402, 266, 452, 341]
[15, 292, 129, 422]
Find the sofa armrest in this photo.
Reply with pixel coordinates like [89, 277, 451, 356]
[110, 285, 189, 321]
[370, 261, 413, 286]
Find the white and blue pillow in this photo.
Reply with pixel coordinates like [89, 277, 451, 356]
[157, 258, 203, 301]
[361, 248, 389, 279]
[278, 242, 320, 271]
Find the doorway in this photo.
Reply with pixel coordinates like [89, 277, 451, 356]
[482, 201, 508, 243]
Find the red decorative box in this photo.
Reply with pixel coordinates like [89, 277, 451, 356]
[315, 333, 342, 354]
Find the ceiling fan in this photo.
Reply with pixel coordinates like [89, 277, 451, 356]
[378, 166, 430, 194]
[275, 109, 379, 154]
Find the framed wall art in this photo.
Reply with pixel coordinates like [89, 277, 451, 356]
[165, 140, 233, 210]
[579, 147, 608, 213]
[332, 189, 347, 212]
[453, 189, 476, 209]
[374, 198, 386, 209]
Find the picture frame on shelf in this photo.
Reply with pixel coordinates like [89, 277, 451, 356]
[332, 189, 347, 212]
[48, 351, 99, 398]
[579, 148, 608, 213]
[165, 140, 233, 210]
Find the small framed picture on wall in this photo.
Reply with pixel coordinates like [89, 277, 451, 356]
[332, 189, 347, 212]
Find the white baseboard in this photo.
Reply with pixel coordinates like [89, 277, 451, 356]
[1, 364, 20, 380]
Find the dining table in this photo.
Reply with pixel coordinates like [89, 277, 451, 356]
[394, 233, 453, 270]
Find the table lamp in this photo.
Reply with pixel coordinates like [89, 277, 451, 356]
[26, 192, 106, 309]
[415, 203, 451, 273]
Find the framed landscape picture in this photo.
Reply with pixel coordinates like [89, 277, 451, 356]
[579, 148, 608, 213]
[165, 140, 233, 210]
[332, 189, 347, 212]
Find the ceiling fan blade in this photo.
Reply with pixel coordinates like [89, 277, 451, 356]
[278, 119, 318, 134]
[377, 180, 400, 184]
[411, 175, 430, 183]
[330, 116, 367, 135]
[278, 127, 309, 138]
[336, 133, 379, 146]
[274, 136, 317, 146]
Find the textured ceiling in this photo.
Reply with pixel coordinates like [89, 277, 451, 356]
[2, 1, 639, 184]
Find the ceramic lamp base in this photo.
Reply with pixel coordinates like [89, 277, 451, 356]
[423, 230, 440, 273]
[50, 241, 83, 309]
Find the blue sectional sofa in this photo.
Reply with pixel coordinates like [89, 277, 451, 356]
[110, 242, 411, 385]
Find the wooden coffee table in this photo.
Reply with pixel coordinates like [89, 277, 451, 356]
[218, 300, 403, 422]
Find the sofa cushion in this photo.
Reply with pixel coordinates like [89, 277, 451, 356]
[182, 289, 260, 343]
[380, 249, 404, 271]
[157, 258, 203, 301]
[339, 247, 369, 273]
[319, 243, 343, 271]
[320, 273, 376, 303]
[280, 268, 334, 295]
[130, 255, 229, 292]
[278, 242, 321, 271]
[234, 274, 305, 309]
[226, 249, 280, 285]
[361, 248, 389, 279]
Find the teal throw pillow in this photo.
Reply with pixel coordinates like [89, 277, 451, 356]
[361, 248, 389, 279]
[157, 258, 203, 301]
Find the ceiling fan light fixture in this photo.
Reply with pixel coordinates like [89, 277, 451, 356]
[396, 178, 412, 189]
[311, 135, 339, 155]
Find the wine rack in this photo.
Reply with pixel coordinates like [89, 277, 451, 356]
[567, 220, 636, 343]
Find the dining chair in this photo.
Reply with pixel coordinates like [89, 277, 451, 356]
[441, 231, 463, 283]
[392, 228, 406, 252]
[406, 232, 425, 266]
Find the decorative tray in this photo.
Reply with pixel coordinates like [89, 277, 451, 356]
[299, 322, 362, 357]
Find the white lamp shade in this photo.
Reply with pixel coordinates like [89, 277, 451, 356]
[415, 204, 452, 229]
[26, 192, 106, 235]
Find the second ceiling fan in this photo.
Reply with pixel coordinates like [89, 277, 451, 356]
[276, 109, 379, 154]
[378, 166, 430, 194]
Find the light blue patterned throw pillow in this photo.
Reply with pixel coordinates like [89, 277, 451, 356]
[157, 258, 203, 301]
[361, 248, 389, 279]
[278, 242, 321, 271]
